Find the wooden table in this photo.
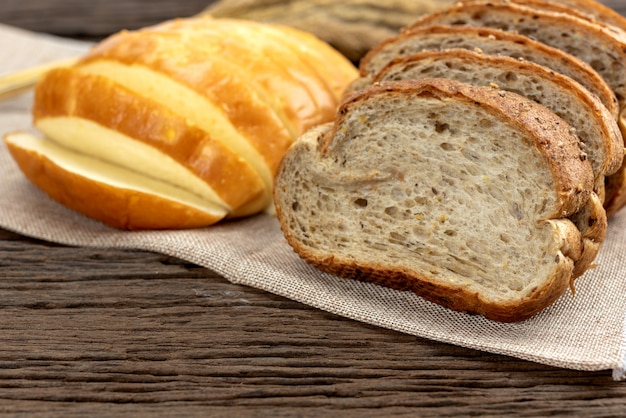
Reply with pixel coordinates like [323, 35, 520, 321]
[1, 1, 626, 416]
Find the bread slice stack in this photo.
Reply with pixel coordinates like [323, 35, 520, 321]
[407, 0, 626, 214]
[274, 0, 626, 321]
[3, 17, 358, 230]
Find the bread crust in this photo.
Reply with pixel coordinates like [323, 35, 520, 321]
[298, 240, 574, 323]
[269, 23, 358, 98]
[276, 78, 597, 322]
[85, 18, 336, 138]
[570, 192, 607, 279]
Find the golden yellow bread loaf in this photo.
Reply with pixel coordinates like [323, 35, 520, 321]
[3, 16, 358, 230]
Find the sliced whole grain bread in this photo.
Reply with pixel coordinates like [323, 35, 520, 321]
[274, 78, 597, 322]
[407, 1, 626, 215]
[408, 1, 626, 110]
[371, 49, 623, 189]
[368, 51, 615, 270]
[355, 25, 619, 120]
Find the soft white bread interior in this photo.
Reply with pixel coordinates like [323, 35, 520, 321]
[3, 16, 358, 230]
[274, 78, 596, 322]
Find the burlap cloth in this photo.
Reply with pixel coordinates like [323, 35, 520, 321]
[1, 24, 625, 380]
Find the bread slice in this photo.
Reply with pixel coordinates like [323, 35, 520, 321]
[369, 52, 615, 272]
[356, 25, 619, 119]
[408, 1, 626, 117]
[490, 0, 626, 33]
[371, 49, 623, 191]
[4, 131, 227, 230]
[274, 78, 596, 322]
[408, 1, 626, 215]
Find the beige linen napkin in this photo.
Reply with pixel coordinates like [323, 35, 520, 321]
[1, 24, 624, 380]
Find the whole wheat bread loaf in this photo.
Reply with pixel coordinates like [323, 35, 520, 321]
[274, 78, 597, 322]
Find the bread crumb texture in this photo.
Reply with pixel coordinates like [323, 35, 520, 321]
[275, 79, 595, 322]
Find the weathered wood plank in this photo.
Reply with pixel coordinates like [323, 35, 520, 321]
[1, 228, 625, 416]
[0, 0, 215, 39]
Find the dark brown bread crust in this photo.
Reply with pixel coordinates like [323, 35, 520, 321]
[570, 192, 607, 279]
[301, 246, 574, 323]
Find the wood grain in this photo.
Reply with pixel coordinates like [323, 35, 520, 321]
[1, 228, 625, 417]
[1, 0, 626, 416]
[0, 0, 215, 39]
